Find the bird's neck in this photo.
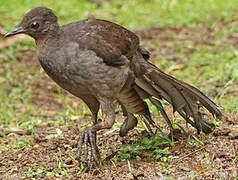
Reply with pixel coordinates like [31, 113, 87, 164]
[35, 25, 60, 48]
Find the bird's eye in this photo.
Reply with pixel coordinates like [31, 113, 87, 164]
[30, 22, 40, 29]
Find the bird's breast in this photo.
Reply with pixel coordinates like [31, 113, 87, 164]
[37, 51, 89, 95]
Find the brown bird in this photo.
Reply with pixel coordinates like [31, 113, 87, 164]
[5, 7, 222, 172]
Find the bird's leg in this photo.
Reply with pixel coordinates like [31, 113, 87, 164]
[119, 100, 153, 136]
[90, 112, 100, 155]
[119, 104, 138, 137]
[120, 112, 138, 137]
[76, 96, 100, 170]
[77, 98, 115, 172]
[77, 126, 99, 172]
[77, 112, 99, 169]
[77, 112, 99, 172]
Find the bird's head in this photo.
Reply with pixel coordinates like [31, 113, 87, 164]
[5, 7, 59, 40]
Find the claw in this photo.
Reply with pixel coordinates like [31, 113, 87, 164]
[77, 128, 100, 172]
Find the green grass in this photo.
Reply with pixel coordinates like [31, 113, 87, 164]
[1, 0, 238, 29]
[115, 131, 173, 162]
[0, 0, 238, 153]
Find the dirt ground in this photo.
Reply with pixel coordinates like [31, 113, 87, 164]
[0, 24, 238, 179]
[0, 112, 238, 179]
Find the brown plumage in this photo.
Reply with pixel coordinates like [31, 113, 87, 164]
[5, 7, 222, 172]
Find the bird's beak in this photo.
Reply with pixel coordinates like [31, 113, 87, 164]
[5, 26, 25, 38]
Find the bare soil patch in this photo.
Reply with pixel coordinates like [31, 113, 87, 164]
[0, 112, 237, 179]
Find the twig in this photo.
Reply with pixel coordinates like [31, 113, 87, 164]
[0, 128, 32, 136]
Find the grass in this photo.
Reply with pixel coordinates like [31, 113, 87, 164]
[2, 0, 238, 30]
[115, 133, 172, 162]
[0, 0, 238, 174]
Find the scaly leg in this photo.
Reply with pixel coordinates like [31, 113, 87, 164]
[76, 95, 100, 171]
[77, 98, 115, 172]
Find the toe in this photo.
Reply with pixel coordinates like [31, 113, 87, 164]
[76, 131, 85, 161]
[77, 128, 100, 172]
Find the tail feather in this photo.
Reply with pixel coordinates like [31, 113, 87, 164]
[134, 61, 222, 134]
[177, 110, 214, 134]
[135, 78, 171, 102]
[145, 72, 186, 112]
[148, 64, 221, 117]
[149, 97, 173, 129]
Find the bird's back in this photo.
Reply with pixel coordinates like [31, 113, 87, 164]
[60, 18, 140, 64]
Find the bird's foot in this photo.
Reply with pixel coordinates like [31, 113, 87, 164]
[77, 128, 100, 172]
[119, 115, 138, 137]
